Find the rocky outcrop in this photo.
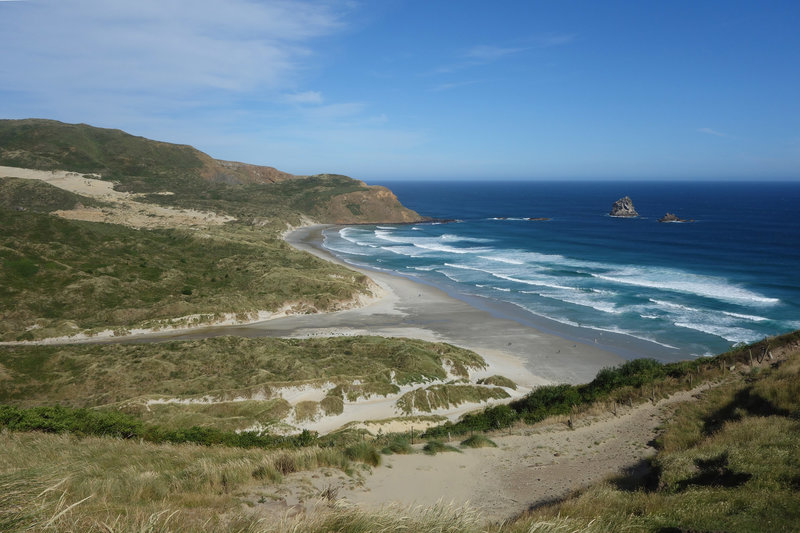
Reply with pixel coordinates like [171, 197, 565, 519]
[659, 212, 693, 223]
[610, 196, 639, 217]
[321, 184, 424, 224]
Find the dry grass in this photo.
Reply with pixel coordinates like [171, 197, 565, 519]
[0, 431, 355, 532]
[515, 349, 800, 533]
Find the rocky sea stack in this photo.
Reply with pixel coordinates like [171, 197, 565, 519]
[659, 212, 693, 223]
[609, 196, 639, 217]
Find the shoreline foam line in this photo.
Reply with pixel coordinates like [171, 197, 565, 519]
[305, 225, 691, 366]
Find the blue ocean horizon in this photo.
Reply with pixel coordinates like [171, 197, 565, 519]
[321, 180, 800, 360]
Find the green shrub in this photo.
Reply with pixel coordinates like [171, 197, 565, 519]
[380, 435, 415, 455]
[423, 439, 461, 455]
[344, 442, 382, 466]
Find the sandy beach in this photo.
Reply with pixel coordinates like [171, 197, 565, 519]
[141, 223, 624, 434]
[277, 225, 624, 385]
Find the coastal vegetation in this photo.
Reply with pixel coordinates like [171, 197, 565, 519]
[423, 335, 790, 439]
[0, 118, 421, 224]
[0, 119, 422, 341]
[0, 203, 372, 341]
[2, 119, 798, 531]
[0, 336, 490, 431]
[0, 333, 797, 531]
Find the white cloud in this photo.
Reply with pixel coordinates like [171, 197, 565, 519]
[0, 0, 346, 114]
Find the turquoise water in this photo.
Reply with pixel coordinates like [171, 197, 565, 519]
[322, 181, 800, 359]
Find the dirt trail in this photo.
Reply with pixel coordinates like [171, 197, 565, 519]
[265, 384, 711, 523]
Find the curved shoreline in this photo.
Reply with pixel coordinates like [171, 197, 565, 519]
[3, 222, 627, 385]
[282, 224, 625, 385]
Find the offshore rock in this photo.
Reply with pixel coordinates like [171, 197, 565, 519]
[610, 196, 639, 217]
[659, 212, 692, 223]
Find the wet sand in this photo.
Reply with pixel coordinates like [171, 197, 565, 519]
[268, 225, 625, 385]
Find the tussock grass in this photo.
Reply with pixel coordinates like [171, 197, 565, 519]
[422, 440, 462, 455]
[426, 332, 800, 439]
[0, 209, 370, 342]
[0, 176, 105, 212]
[477, 375, 518, 390]
[0, 431, 359, 532]
[0, 336, 486, 430]
[3, 335, 799, 531]
[460, 434, 497, 448]
[515, 344, 800, 533]
[270, 502, 485, 533]
[378, 435, 415, 455]
[344, 442, 382, 467]
[396, 384, 509, 415]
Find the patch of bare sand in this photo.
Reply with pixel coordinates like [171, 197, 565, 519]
[254, 385, 711, 524]
[0, 165, 234, 228]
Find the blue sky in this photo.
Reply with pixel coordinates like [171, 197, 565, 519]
[1, 0, 798, 180]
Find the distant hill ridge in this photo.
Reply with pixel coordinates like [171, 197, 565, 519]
[0, 118, 422, 224]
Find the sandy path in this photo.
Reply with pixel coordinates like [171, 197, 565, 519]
[276, 385, 706, 524]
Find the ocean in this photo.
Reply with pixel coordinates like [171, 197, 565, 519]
[321, 181, 800, 360]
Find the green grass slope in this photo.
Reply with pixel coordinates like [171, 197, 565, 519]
[1, 335, 797, 532]
[0, 118, 422, 224]
[0, 176, 104, 212]
[0, 203, 371, 341]
[514, 336, 800, 532]
[0, 336, 486, 430]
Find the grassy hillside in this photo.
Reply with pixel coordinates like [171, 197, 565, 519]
[512, 337, 800, 532]
[0, 201, 371, 341]
[0, 119, 422, 224]
[0, 119, 423, 339]
[1, 334, 797, 532]
[0, 119, 204, 179]
[0, 177, 104, 212]
[0, 336, 488, 430]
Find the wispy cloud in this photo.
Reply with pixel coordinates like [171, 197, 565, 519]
[430, 80, 482, 92]
[698, 127, 730, 137]
[435, 43, 527, 74]
[464, 45, 526, 62]
[0, 0, 347, 117]
[534, 32, 577, 47]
